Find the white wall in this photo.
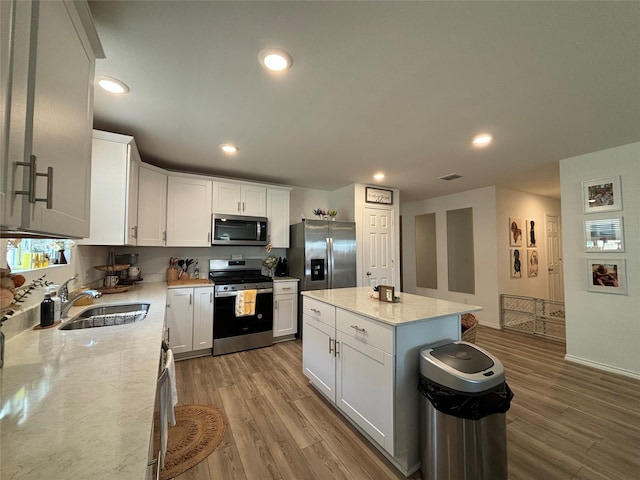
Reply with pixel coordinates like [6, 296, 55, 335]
[560, 142, 640, 378]
[289, 187, 330, 224]
[402, 186, 501, 328]
[495, 186, 561, 299]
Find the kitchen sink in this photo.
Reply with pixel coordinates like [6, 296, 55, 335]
[59, 303, 150, 330]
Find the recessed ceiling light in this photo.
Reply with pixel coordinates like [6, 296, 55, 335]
[96, 76, 130, 94]
[220, 144, 239, 154]
[258, 48, 293, 72]
[373, 173, 385, 180]
[472, 133, 493, 147]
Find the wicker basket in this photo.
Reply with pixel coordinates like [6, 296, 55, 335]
[461, 313, 478, 343]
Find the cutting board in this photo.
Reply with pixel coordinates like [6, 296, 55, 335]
[167, 278, 211, 286]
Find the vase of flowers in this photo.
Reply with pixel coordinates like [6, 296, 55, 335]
[263, 256, 278, 277]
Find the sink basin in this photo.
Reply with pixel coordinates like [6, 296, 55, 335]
[59, 303, 150, 330]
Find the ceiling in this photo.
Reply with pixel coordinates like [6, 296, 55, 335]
[88, 1, 640, 204]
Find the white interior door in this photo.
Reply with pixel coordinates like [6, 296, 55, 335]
[362, 206, 395, 287]
[545, 212, 564, 301]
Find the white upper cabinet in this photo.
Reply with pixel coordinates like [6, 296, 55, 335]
[137, 165, 167, 246]
[266, 187, 291, 248]
[166, 175, 212, 247]
[80, 131, 140, 245]
[1, 0, 104, 237]
[212, 181, 266, 217]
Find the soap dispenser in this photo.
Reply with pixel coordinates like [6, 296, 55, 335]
[40, 293, 55, 327]
[47, 285, 62, 322]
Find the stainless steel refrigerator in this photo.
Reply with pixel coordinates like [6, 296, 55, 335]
[288, 219, 357, 291]
[288, 220, 357, 336]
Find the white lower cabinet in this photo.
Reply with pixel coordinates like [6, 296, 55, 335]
[336, 330, 394, 452]
[166, 286, 214, 356]
[273, 280, 298, 339]
[302, 313, 336, 399]
[302, 297, 394, 455]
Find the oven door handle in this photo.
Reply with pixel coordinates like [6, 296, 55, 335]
[215, 288, 273, 298]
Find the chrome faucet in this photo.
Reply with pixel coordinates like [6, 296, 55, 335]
[61, 289, 102, 318]
[58, 274, 79, 303]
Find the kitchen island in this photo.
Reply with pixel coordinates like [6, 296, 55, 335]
[0, 282, 168, 480]
[301, 287, 481, 476]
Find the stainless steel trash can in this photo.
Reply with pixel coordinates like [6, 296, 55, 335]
[418, 341, 513, 480]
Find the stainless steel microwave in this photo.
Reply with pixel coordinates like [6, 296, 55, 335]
[212, 214, 268, 246]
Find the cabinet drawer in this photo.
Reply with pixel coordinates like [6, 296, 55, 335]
[303, 297, 335, 328]
[274, 281, 298, 296]
[336, 309, 393, 354]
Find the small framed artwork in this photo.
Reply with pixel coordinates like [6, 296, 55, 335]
[509, 217, 523, 247]
[366, 187, 393, 205]
[587, 259, 627, 295]
[527, 249, 539, 277]
[584, 216, 624, 252]
[378, 285, 395, 302]
[583, 176, 622, 214]
[526, 219, 537, 248]
[510, 249, 523, 278]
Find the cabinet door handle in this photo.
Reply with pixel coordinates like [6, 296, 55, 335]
[329, 337, 334, 354]
[163, 231, 167, 242]
[189, 294, 192, 305]
[275, 300, 278, 310]
[335, 341, 340, 357]
[131, 225, 138, 239]
[237, 201, 241, 212]
[310, 308, 320, 315]
[167, 327, 170, 344]
[210, 292, 213, 303]
[35, 165, 53, 209]
[242, 201, 245, 212]
[15, 154, 53, 208]
[351, 325, 366, 333]
[207, 231, 211, 243]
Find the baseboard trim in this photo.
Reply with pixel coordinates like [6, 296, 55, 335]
[564, 354, 640, 380]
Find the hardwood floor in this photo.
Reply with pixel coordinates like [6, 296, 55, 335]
[172, 327, 640, 480]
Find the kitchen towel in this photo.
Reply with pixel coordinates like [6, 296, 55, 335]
[235, 289, 257, 317]
[159, 348, 178, 468]
[166, 348, 178, 426]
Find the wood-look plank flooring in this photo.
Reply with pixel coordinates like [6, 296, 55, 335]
[172, 327, 640, 480]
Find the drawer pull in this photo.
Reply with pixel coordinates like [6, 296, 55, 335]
[310, 308, 321, 315]
[351, 325, 366, 333]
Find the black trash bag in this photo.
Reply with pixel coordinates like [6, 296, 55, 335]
[418, 375, 514, 420]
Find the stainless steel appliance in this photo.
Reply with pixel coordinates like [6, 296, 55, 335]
[288, 220, 357, 336]
[288, 219, 357, 290]
[209, 259, 273, 355]
[211, 214, 268, 246]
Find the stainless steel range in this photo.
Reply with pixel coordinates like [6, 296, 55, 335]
[209, 259, 273, 356]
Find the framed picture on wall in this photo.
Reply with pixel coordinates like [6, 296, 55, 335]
[586, 259, 627, 295]
[583, 176, 622, 213]
[510, 249, 523, 278]
[509, 217, 523, 247]
[527, 249, 539, 277]
[526, 219, 537, 247]
[584, 216, 624, 252]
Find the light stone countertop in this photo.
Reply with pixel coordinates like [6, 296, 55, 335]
[302, 287, 481, 326]
[0, 282, 168, 480]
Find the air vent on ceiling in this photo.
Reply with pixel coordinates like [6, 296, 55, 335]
[438, 173, 462, 181]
